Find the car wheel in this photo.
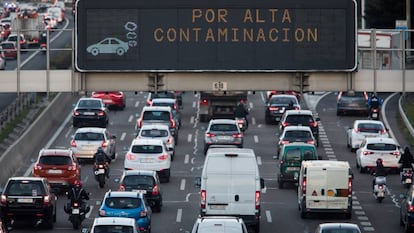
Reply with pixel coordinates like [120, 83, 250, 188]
[265, 115, 271, 124]
[359, 166, 365, 173]
[400, 213, 405, 226]
[43, 216, 54, 229]
[406, 221, 412, 233]
[90, 47, 99, 56]
[203, 146, 208, 155]
[278, 179, 284, 189]
[253, 222, 260, 233]
[116, 48, 125, 56]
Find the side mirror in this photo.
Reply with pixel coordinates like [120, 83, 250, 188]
[194, 177, 201, 188]
[114, 178, 120, 183]
[111, 135, 117, 139]
[315, 117, 320, 121]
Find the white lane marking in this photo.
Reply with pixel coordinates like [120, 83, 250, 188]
[86, 205, 94, 218]
[192, 101, 196, 108]
[254, 135, 259, 143]
[180, 179, 186, 190]
[252, 117, 256, 125]
[266, 210, 272, 223]
[176, 209, 182, 222]
[188, 134, 192, 143]
[249, 102, 253, 109]
[134, 101, 140, 108]
[184, 154, 189, 164]
[128, 115, 134, 122]
[120, 132, 126, 141]
[190, 116, 194, 124]
[257, 156, 262, 165]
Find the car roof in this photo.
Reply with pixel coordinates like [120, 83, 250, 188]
[151, 98, 176, 103]
[354, 119, 384, 124]
[318, 223, 361, 231]
[142, 106, 171, 111]
[78, 97, 103, 102]
[270, 94, 298, 99]
[105, 191, 144, 198]
[281, 142, 316, 149]
[283, 126, 312, 131]
[140, 124, 170, 130]
[39, 148, 72, 156]
[131, 138, 164, 146]
[209, 119, 237, 124]
[122, 170, 157, 177]
[92, 217, 136, 226]
[284, 109, 313, 115]
[8, 176, 46, 182]
[364, 137, 397, 144]
[75, 127, 106, 133]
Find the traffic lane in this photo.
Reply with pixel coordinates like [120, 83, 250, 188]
[316, 92, 406, 233]
[384, 93, 411, 148]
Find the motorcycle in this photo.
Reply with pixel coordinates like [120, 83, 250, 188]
[94, 163, 107, 188]
[369, 107, 380, 120]
[39, 32, 47, 54]
[373, 175, 386, 203]
[401, 168, 413, 188]
[64, 200, 90, 229]
[235, 117, 247, 132]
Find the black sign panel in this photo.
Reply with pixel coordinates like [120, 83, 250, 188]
[75, 0, 356, 72]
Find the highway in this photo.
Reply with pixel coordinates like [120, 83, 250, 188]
[6, 91, 411, 233]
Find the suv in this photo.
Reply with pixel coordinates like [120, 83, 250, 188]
[336, 91, 369, 116]
[400, 185, 414, 232]
[6, 33, 27, 50]
[203, 119, 243, 154]
[265, 94, 300, 124]
[135, 124, 175, 160]
[72, 97, 109, 128]
[89, 217, 141, 233]
[190, 216, 249, 233]
[279, 110, 320, 144]
[70, 127, 116, 161]
[0, 177, 57, 229]
[32, 148, 81, 190]
[118, 170, 163, 212]
[136, 106, 178, 143]
[150, 98, 182, 129]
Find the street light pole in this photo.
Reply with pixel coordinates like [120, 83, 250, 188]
[407, 0, 411, 50]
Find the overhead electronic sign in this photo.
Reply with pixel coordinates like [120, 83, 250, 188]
[75, 0, 357, 72]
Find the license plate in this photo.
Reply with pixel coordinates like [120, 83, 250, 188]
[209, 205, 226, 210]
[377, 191, 384, 197]
[103, 99, 112, 103]
[17, 198, 33, 203]
[372, 113, 378, 118]
[48, 170, 62, 174]
[217, 136, 232, 140]
[286, 167, 300, 171]
[407, 178, 412, 184]
[140, 158, 154, 163]
[95, 169, 105, 175]
[72, 208, 80, 214]
[132, 190, 147, 194]
[83, 112, 95, 115]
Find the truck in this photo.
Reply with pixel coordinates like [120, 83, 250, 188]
[10, 7, 44, 47]
[199, 91, 248, 122]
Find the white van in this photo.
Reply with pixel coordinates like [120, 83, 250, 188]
[297, 160, 353, 219]
[195, 148, 265, 233]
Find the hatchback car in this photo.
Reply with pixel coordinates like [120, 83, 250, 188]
[70, 127, 116, 161]
[124, 139, 171, 182]
[90, 217, 141, 233]
[72, 97, 109, 128]
[265, 94, 300, 124]
[150, 98, 182, 129]
[0, 41, 16, 59]
[91, 91, 126, 110]
[400, 185, 414, 232]
[6, 33, 28, 50]
[279, 110, 320, 144]
[337, 90, 369, 116]
[118, 170, 163, 212]
[203, 119, 244, 154]
[277, 125, 317, 156]
[87, 37, 129, 56]
[147, 91, 183, 107]
[32, 148, 81, 190]
[98, 191, 151, 233]
[314, 223, 361, 233]
[136, 106, 178, 143]
[356, 137, 401, 173]
[346, 119, 389, 152]
[136, 124, 175, 160]
[190, 216, 249, 233]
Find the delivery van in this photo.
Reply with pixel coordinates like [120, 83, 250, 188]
[195, 148, 265, 233]
[297, 160, 353, 219]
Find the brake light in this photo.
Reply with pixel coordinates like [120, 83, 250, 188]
[67, 164, 77, 171]
[200, 99, 208, 106]
[363, 151, 373, 155]
[205, 133, 215, 137]
[73, 111, 80, 116]
[392, 151, 401, 156]
[98, 164, 105, 169]
[70, 140, 76, 147]
[310, 122, 318, 127]
[140, 210, 147, 217]
[236, 119, 244, 124]
[126, 153, 136, 160]
[101, 141, 108, 148]
[33, 163, 42, 171]
[409, 205, 414, 213]
[302, 177, 307, 194]
[378, 185, 384, 190]
[1, 194, 7, 205]
[372, 108, 378, 113]
[281, 122, 289, 127]
[380, 129, 387, 135]
[98, 111, 105, 116]
[170, 118, 176, 128]
[269, 107, 279, 111]
[201, 190, 206, 209]
[119, 185, 125, 191]
[73, 202, 79, 207]
[137, 119, 142, 128]
[43, 195, 51, 205]
[158, 154, 169, 160]
[233, 133, 243, 138]
[255, 191, 260, 210]
[152, 185, 159, 195]
[348, 178, 352, 195]
[99, 209, 106, 216]
[280, 140, 290, 145]
[355, 128, 361, 133]
[167, 137, 173, 144]
[294, 106, 300, 110]
[307, 140, 315, 145]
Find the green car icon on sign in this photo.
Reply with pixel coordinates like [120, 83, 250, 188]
[86, 37, 129, 56]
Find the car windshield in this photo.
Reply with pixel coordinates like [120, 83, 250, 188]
[6, 181, 44, 196]
[143, 111, 170, 121]
[366, 143, 397, 151]
[93, 225, 133, 233]
[105, 197, 141, 209]
[39, 155, 71, 165]
[284, 130, 312, 138]
[210, 124, 238, 131]
[140, 129, 168, 137]
[123, 175, 154, 187]
[75, 132, 104, 141]
[131, 145, 163, 154]
[285, 115, 314, 125]
[357, 123, 384, 133]
[285, 149, 302, 161]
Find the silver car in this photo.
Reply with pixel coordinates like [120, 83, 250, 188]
[203, 119, 243, 155]
[70, 127, 116, 160]
[136, 124, 175, 160]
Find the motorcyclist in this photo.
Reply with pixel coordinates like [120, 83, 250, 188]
[399, 146, 414, 181]
[234, 100, 249, 128]
[367, 93, 383, 116]
[65, 180, 90, 214]
[93, 147, 112, 178]
[370, 158, 387, 190]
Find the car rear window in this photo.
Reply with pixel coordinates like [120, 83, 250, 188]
[366, 143, 397, 151]
[285, 149, 301, 161]
[342, 91, 366, 98]
[1, 43, 14, 49]
[75, 132, 104, 141]
[39, 155, 71, 165]
[78, 100, 101, 108]
[284, 130, 312, 138]
[143, 111, 170, 121]
[105, 197, 141, 209]
[6, 181, 45, 196]
[123, 175, 155, 187]
[210, 124, 238, 131]
[152, 102, 174, 109]
[269, 97, 297, 105]
[321, 229, 360, 233]
[285, 115, 314, 125]
[93, 225, 133, 233]
[140, 129, 168, 137]
[357, 123, 384, 133]
[131, 145, 163, 154]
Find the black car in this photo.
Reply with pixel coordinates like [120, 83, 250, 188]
[336, 91, 369, 116]
[400, 185, 414, 232]
[147, 91, 183, 107]
[72, 97, 109, 128]
[265, 94, 300, 124]
[279, 110, 320, 144]
[117, 170, 163, 212]
[0, 177, 57, 229]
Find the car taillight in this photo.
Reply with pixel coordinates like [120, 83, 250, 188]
[380, 129, 387, 134]
[392, 151, 401, 156]
[43, 195, 51, 205]
[140, 210, 147, 217]
[205, 133, 215, 137]
[307, 140, 315, 145]
[281, 122, 289, 127]
[310, 122, 318, 127]
[167, 137, 173, 144]
[137, 119, 142, 128]
[363, 151, 373, 155]
[236, 119, 244, 124]
[378, 185, 384, 190]
[280, 140, 290, 145]
[233, 133, 242, 138]
[126, 153, 136, 160]
[409, 205, 414, 213]
[73, 202, 79, 207]
[348, 178, 352, 196]
[1, 194, 7, 205]
[99, 210, 106, 216]
[67, 164, 77, 171]
[119, 185, 125, 191]
[98, 164, 104, 169]
[200, 99, 208, 106]
[201, 190, 206, 209]
[152, 185, 159, 195]
[355, 128, 361, 133]
[73, 111, 80, 116]
[170, 119, 175, 128]
[302, 177, 307, 194]
[294, 106, 300, 110]
[158, 154, 168, 160]
[98, 111, 105, 116]
[70, 140, 76, 147]
[255, 191, 260, 210]
[269, 107, 279, 111]
[34, 163, 42, 170]
[101, 141, 108, 148]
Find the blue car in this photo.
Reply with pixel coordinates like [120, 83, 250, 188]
[98, 191, 152, 233]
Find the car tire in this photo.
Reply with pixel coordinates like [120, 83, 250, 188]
[400, 213, 405, 226]
[253, 222, 260, 233]
[359, 166, 365, 173]
[43, 216, 54, 229]
[278, 179, 284, 189]
[203, 146, 208, 155]
[265, 115, 271, 124]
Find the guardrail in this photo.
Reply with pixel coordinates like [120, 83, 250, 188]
[0, 94, 36, 136]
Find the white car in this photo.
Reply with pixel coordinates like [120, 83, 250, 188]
[136, 124, 175, 160]
[89, 217, 140, 233]
[124, 139, 171, 182]
[356, 137, 401, 173]
[347, 119, 389, 152]
[190, 216, 249, 233]
[70, 127, 116, 160]
[277, 125, 317, 156]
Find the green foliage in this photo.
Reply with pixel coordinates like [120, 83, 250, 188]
[0, 109, 29, 143]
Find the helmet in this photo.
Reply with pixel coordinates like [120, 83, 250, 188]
[376, 158, 383, 165]
[73, 180, 82, 187]
[97, 147, 104, 153]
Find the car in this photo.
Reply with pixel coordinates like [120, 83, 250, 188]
[0, 23, 11, 41]
[314, 223, 362, 233]
[89, 217, 141, 233]
[203, 119, 243, 154]
[70, 127, 116, 161]
[400, 185, 414, 232]
[6, 33, 28, 50]
[136, 106, 178, 143]
[46, 7, 63, 24]
[0, 41, 16, 59]
[277, 125, 317, 156]
[337, 90, 369, 116]
[147, 91, 183, 107]
[279, 110, 320, 144]
[91, 91, 126, 110]
[124, 138, 171, 182]
[277, 142, 319, 188]
[265, 94, 300, 124]
[72, 97, 109, 128]
[32, 148, 81, 190]
[267, 90, 301, 102]
[44, 15, 57, 30]
[0, 53, 5, 69]
[86, 37, 129, 56]
[0, 219, 9, 233]
[117, 170, 163, 212]
[150, 98, 182, 129]
[98, 191, 152, 233]
[0, 177, 57, 229]
[135, 124, 175, 160]
[346, 119, 389, 152]
[190, 216, 249, 233]
[356, 137, 401, 173]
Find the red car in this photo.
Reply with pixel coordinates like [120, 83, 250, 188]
[0, 41, 17, 59]
[91, 91, 126, 110]
[0, 24, 11, 41]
